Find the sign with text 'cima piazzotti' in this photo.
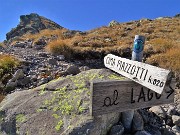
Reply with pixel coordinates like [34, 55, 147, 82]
[104, 54, 170, 94]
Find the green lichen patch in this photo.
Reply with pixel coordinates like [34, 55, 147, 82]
[16, 114, 26, 123]
[108, 73, 124, 80]
[55, 120, 64, 131]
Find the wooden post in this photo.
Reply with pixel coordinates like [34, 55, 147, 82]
[122, 35, 145, 132]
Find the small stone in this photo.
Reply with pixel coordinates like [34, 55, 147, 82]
[6, 81, 17, 91]
[17, 77, 30, 86]
[66, 65, 80, 75]
[166, 116, 174, 126]
[172, 115, 180, 126]
[30, 75, 37, 82]
[12, 69, 24, 81]
[57, 55, 65, 61]
[37, 78, 49, 86]
[109, 124, 124, 135]
[144, 126, 162, 135]
[167, 106, 178, 116]
[160, 128, 175, 135]
[172, 125, 180, 134]
[149, 106, 166, 118]
[33, 44, 44, 50]
[47, 76, 53, 81]
[48, 58, 58, 65]
[13, 42, 26, 48]
[79, 66, 90, 71]
[38, 52, 48, 57]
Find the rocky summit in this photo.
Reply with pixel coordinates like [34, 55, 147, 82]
[6, 13, 63, 40]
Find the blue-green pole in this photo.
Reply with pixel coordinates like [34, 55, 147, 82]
[122, 35, 145, 132]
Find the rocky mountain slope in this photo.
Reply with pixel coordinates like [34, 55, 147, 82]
[0, 13, 180, 135]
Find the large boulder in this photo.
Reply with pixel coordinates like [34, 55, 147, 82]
[0, 69, 125, 135]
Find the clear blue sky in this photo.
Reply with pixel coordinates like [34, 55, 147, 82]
[0, 0, 179, 42]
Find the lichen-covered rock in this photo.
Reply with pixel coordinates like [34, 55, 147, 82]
[0, 69, 125, 135]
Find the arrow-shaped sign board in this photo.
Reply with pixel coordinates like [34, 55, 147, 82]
[104, 54, 170, 94]
[91, 79, 175, 116]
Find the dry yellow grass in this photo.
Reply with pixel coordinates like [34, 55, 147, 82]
[148, 38, 174, 53]
[10, 29, 68, 45]
[146, 47, 180, 72]
[0, 55, 19, 77]
[45, 39, 73, 59]
[0, 42, 3, 47]
[24, 29, 67, 41]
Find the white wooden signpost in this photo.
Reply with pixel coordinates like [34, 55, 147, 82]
[91, 35, 175, 133]
[104, 54, 170, 94]
[91, 35, 175, 118]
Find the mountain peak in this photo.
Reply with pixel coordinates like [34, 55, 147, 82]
[6, 13, 63, 40]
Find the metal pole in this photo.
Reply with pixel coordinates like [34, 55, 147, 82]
[122, 35, 145, 132]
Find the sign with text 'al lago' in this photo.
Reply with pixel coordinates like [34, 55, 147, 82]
[91, 80, 175, 116]
[104, 54, 170, 94]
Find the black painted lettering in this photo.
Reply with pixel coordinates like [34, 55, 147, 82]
[127, 64, 132, 74]
[106, 57, 110, 65]
[121, 62, 125, 71]
[117, 60, 122, 70]
[166, 85, 174, 99]
[140, 68, 145, 79]
[153, 79, 157, 85]
[131, 88, 135, 103]
[113, 90, 119, 105]
[110, 58, 115, 66]
[135, 66, 141, 77]
[147, 89, 153, 101]
[124, 63, 128, 72]
[160, 82, 164, 88]
[130, 65, 136, 75]
[138, 87, 146, 102]
[103, 90, 119, 107]
[144, 70, 148, 81]
[148, 76, 152, 84]
[103, 97, 111, 107]
[156, 80, 160, 86]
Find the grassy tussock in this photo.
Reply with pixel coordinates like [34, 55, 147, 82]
[148, 38, 174, 53]
[45, 39, 73, 59]
[0, 54, 19, 78]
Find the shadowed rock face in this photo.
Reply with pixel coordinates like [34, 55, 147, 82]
[6, 13, 63, 40]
